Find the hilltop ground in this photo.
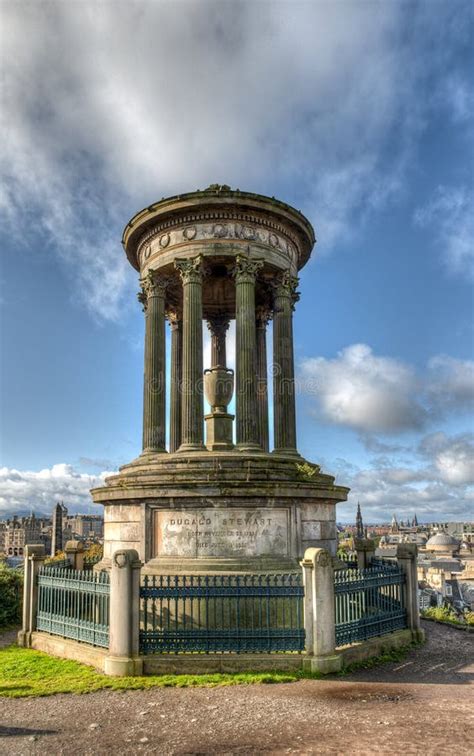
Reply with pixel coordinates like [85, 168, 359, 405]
[0, 621, 473, 755]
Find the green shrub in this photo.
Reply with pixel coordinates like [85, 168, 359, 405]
[464, 611, 474, 626]
[421, 605, 461, 625]
[0, 563, 23, 627]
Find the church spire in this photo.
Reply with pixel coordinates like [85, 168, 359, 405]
[356, 501, 364, 539]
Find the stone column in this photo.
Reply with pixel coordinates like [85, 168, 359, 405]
[272, 271, 299, 454]
[354, 537, 375, 570]
[167, 310, 182, 453]
[396, 543, 424, 642]
[104, 549, 143, 677]
[256, 306, 271, 452]
[301, 547, 341, 674]
[233, 256, 263, 451]
[175, 256, 205, 451]
[139, 271, 168, 454]
[65, 540, 85, 571]
[207, 316, 230, 367]
[18, 544, 45, 648]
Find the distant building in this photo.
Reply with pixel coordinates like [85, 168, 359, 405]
[3, 514, 42, 557]
[51, 502, 67, 556]
[64, 514, 103, 540]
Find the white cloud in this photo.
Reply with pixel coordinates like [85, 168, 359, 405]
[332, 432, 474, 522]
[300, 344, 424, 433]
[300, 344, 473, 434]
[414, 185, 474, 280]
[419, 432, 474, 487]
[427, 355, 474, 413]
[1, 2, 469, 318]
[0, 464, 110, 516]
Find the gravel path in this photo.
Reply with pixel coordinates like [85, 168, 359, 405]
[0, 621, 473, 755]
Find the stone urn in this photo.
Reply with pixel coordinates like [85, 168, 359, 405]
[204, 367, 234, 414]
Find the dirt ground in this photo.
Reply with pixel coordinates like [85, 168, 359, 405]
[1, 621, 473, 756]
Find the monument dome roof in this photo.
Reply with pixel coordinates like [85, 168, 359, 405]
[122, 184, 316, 272]
[426, 532, 459, 548]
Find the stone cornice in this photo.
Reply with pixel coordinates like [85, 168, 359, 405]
[122, 188, 315, 273]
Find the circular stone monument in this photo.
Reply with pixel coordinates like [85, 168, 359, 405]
[91, 185, 349, 573]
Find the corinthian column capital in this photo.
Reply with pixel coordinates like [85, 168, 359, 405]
[175, 255, 203, 284]
[272, 271, 300, 309]
[207, 315, 230, 340]
[139, 270, 171, 304]
[233, 256, 264, 283]
[256, 305, 272, 329]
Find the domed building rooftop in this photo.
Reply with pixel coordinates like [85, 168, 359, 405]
[426, 531, 460, 552]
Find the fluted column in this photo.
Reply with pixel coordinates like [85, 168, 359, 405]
[167, 310, 182, 453]
[175, 256, 205, 451]
[256, 306, 271, 452]
[233, 257, 263, 451]
[272, 271, 299, 454]
[139, 271, 168, 454]
[207, 316, 230, 368]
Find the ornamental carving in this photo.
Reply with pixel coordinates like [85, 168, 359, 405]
[174, 255, 203, 283]
[113, 551, 129, 569]
[316, 549, 331, 568]
[183, 226, 197, 240]
[140, 270, 170, 300]
[166, 308, 182, 330]
[269, 232, 279, 248]
[272, 270, 300, 307]
[207, 315, 231, 339]
[235, 224, 256, 241]
[213, 223, 228, 238]
[136, 210, 302, 265]
[255, 305, 273, 328]
[232, 256, 264, 282]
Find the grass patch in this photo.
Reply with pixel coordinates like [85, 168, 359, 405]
[338, 640, 424, 675]
[0, 646, 299, 698]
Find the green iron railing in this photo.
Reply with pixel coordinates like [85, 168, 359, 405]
[43, 558, 70, 570]
[36, 567, 110, 648]
[140, 573, 305, 654]
[334, 561, 407, 647]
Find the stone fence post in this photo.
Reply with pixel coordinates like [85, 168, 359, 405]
[104, 549, 143, 676]
[396, 543, 424, 642]
[301, 547, 341, 674]
[64, 540, 85, 571]
[17, 544, 46, 648]
[354, 537, 375, 570]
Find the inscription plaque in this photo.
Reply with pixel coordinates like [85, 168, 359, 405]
[155, 508, 289, 558]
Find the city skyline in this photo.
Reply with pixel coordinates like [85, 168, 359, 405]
[1, 2, 473, 522]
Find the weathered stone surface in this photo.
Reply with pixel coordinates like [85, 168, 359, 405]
[104, 522, 141, 541]
[104, 505, 141, 523]
[155, 507, 289, 559]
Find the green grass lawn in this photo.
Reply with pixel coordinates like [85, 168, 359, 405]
[0, 645, 299, 698]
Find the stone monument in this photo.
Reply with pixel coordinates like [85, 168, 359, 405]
[91, 185, 349, 572]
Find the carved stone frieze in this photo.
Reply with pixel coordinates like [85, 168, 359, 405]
[136, 213, 300, 270]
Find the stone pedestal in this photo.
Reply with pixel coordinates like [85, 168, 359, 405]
[204, 412, 234, 451]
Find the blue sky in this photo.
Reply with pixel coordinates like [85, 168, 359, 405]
[1, 1, 473, 522]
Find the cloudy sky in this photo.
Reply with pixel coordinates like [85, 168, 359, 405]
[1, 1, 473, 523]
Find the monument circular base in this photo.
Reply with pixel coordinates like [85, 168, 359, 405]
[91, 450, 349, 572]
